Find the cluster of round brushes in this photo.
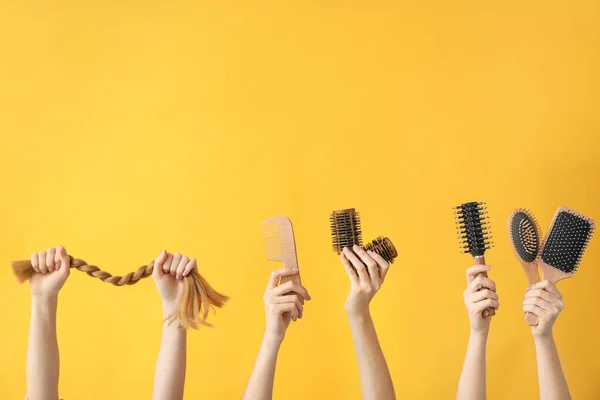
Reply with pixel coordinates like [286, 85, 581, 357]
[508, 206, 595, 326]
[330, 208, 398, 264]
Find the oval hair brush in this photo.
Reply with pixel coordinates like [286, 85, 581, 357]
[508, 208, 542, 285]
[330, 208, 398, 264]
[262, 216, 301, 286]
[12, 254, 228, 329]
[525, 206, 595, 326]
[454, 201, 495, 317]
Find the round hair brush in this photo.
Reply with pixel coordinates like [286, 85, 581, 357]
[508, 208, 542, 285]
[330, 208, 398, 264]
[454, 201, 495, 317]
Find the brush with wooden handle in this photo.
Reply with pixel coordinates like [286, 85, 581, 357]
[454, 201, 495, 317]
[525, 206, 595, 326]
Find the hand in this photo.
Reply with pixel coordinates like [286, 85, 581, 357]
[153, 250, 197, 310]
[463, 265, 499, 335]
[340, 245, 390, 317]
[30, 246, 71, 297]
[523, 280, 564, 338]
[263, 268, 311, 343]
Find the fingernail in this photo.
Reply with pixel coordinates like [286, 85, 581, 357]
[292, 268, 298, 272]
[307, 294, 312, 300]
[176, 274, 181, 280]
[526, 286, 531, 291]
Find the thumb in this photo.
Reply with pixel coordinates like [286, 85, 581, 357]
[153, 249, 168, 278]
[57, 246, 71, 276]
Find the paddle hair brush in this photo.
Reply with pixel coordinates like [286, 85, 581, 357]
[262, 216, 301, 285]
[526, 206, 595, 326]
[330, 208, 398, 264]
[508, 208, 542, 285]
[454, 201, 495, 317]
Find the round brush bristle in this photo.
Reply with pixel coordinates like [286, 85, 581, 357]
[509, 209, 541, 263]
[330, 209, 362, 254]
[364, 236, 398, 264]
[454, 201, 493, 257]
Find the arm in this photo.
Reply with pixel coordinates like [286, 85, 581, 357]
[456, 264, 499, 400]
[523, 280, 571, 400]
[340, 245, 395, 400]
[242, 268, 311, 400]
[152, 250, 197, 400]
[26, 246, 71, 400]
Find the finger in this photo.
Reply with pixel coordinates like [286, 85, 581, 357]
[523, 296, 550, 310]
[368, 250, 390, 281]
[38, 251, 48, 274]
[170, 253, 182, 276]
[473, 298, 499, 314]
[353, 245, 379, 282]
[175, 256, 189, 280]
[183, 258, 196, 277]
[153, 250, 168, 278]
[343, 247, 369, 283]
[46, 248, 56, 272]
[274, 295, 304, 318]
[468, 289, 499, 304]
[466, 265, 492, 283]
[31, 253, 39, 273]
[340, 253, 359, 285]
[524, 289, 552, 302]
[529, 280, 561, 296]
[276, 303, 299, 319]
[163, 253, 173, 274]
[272, 280, 311, 300]
[467, 276, 496, 293]
[523, 304, 544, 316]
[267, 268, 299, 289]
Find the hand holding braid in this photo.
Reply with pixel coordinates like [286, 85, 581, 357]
[13, 249, 228, 329]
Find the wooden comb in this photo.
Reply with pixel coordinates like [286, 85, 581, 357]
[330, 208, 398, 264]
[262, 216, 301, 286]
[526, 206, 595, 326]
[454, 201, 495, 317]
[508, 208, 542, 285]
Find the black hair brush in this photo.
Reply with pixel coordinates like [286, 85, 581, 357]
[454, 201, 495, 317]
[525, 206, 595, 326]
[508, 208, 542, 285]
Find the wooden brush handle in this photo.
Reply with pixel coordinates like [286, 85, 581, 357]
[474, 257, 495, 317]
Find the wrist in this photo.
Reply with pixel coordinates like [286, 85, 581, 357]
[32, 293, 59, 304]
[469, 329, 489, 341]
[533, 333, 555, 346]
[162, 301, 178, 317]
[262, 332, 284, 347]
[345, 307, 371, 319]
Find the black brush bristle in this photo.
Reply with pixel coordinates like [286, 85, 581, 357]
[364, 236, 398, 264]
[330, 209, 362, 254]
[454, 201, 493, 257]
[510, 210, 542, 263]
[541, 210, 594, 274]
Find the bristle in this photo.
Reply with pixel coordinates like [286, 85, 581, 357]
[262, 221, 284, 261]
[541, 209, 595, 274]
[363, 236, 398, 264]
[330, 209, 362, 254]
[510, 209, 542, 263]
[454, 201, 494, 257]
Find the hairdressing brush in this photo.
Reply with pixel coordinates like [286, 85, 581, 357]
[525, 206, 595, 326]
[454, 201, 495, 317]
[330, 208, 398, 264]
[508, 208, 542, 285]
[262, 216, 301, 285]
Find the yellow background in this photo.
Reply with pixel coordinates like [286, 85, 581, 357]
[1, 1, 599, 399]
